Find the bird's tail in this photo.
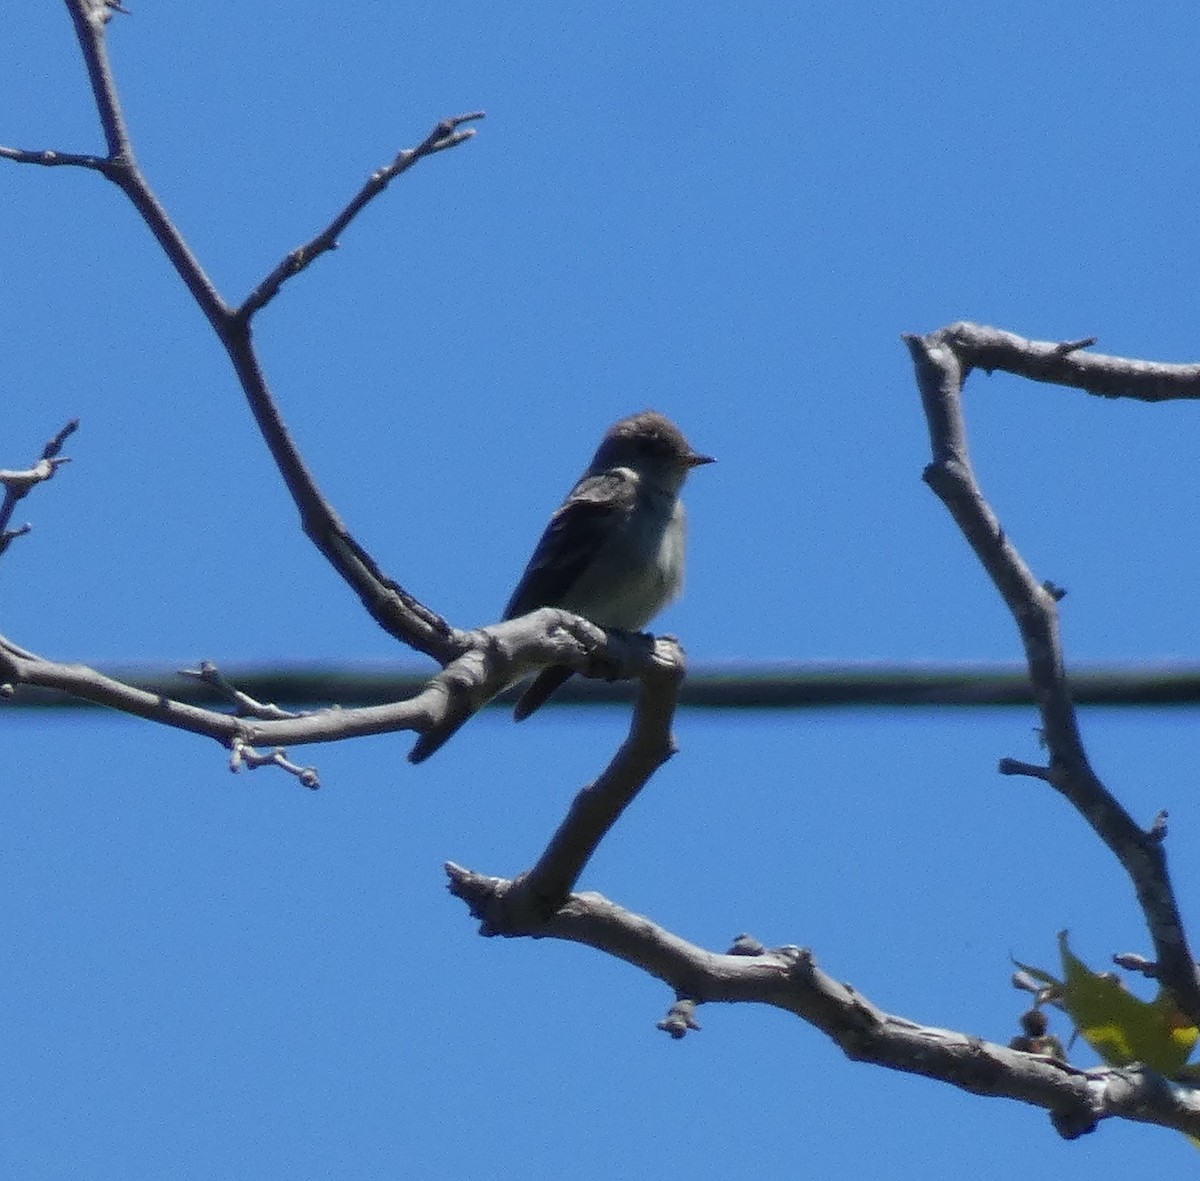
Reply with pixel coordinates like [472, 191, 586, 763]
[513, 665, 574, 721]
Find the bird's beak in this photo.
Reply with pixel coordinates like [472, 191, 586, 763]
[686, 452, 716, 468]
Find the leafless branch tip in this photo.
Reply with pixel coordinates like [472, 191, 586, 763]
[179, 660, 309, 721]
[229, 738, 320, 789]
[238, 111, 485, 319]
[0, 421, 78, 558]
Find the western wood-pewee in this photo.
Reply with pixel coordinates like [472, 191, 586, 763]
[503, 410, 714, 720]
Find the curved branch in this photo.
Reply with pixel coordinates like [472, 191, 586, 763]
[904, 324, 1200, 1027]
[4, 2, 482, 666]
[218, 334, 465, 662]
[446, 868, 1200, 1139]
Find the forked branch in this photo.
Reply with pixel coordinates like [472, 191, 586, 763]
[925, 322, 1200, 402]
[441, 322, 1200, 1145]
[0, 420, 77, 557]
[1, 1, 479, 666]
[0, 612, 673, 773]
[0, 7, 690, 769]
[447, 866, 1200, 1138]
[904, 322, 1200, 1027]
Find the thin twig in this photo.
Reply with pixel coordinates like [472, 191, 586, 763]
[0, 420, 78, 557]
[177, 660, 309, 721]
[0, 146, 111, 170]
[239, 112, 485, 320]
[230, 738, 320, 789]
[998, 758, 1055, 783]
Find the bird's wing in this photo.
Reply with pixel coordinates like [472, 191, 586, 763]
[502, 468, 637, 620]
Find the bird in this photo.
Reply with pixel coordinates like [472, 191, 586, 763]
[502, 410, 714, 720]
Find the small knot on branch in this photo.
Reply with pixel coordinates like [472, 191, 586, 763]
[727, 933, 767, 956]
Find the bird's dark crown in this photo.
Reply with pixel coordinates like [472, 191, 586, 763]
[595, 410, 705, 467]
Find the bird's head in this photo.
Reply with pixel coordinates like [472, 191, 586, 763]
[591, 411, 714, 490]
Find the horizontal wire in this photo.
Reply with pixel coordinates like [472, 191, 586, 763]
[8, 663, 1200, 711]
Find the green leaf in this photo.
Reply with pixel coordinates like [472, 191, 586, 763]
[1054, 931, 1197, 1074]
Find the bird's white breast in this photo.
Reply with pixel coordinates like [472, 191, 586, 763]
[562, 479, 686, 631]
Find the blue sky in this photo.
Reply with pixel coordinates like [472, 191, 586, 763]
[3, 2, 1200, 1176]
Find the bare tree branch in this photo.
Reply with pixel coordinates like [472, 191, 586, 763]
[5, 5, 1199, 1149]
[932, 322, 1200, 402]
[0, 613, 676, 773]
[239, 112, 485, 320]
[488, 638, 686, 919]
[1, 2, 480, 668]
[229, 739, 320, 789]
[177, 661, 310, 722]
[904, 323, 1200, 1028]
[447, 867, 1200, 1138]
[0, 7, 712, 774]
[0, 147, 110, 169]
[0, 420, 77, 557]
[436, 321, 1200, 1145]
[219, 330, 466, 663]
